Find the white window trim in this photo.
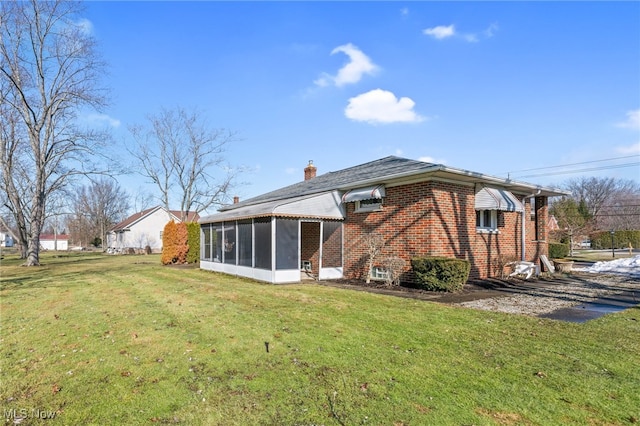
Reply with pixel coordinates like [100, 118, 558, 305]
[370, 266, 389, 280]
[355, 198, 383, 213]
[476, 209, 498, 233]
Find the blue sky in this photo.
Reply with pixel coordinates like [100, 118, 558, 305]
[83, 1, 640, 211]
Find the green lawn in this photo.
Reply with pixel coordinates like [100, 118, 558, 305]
[1, 253, 638, 425]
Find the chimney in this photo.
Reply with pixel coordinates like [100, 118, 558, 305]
[304, 160, 317, 181]
[233, 196, 240, 204]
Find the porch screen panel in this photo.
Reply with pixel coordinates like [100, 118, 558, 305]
[223, 222, 236, 264]
[201, 224, 212, 261]
[322, 221, 342, 267]
[276, 218, 298, 270]
[237, 220, 252, 267]
[212, 223, 223, 262]
[254, 217, 272, 270]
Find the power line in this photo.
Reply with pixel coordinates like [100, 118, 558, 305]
[512, 162, 640, 179]
[501, 154, 640, 176]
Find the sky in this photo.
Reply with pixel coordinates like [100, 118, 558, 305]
[82, 1, 640, 213]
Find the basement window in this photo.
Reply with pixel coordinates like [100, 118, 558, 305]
[370, 266, 389, 280]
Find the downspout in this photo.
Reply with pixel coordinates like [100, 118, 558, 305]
[521, 190, 541, 261]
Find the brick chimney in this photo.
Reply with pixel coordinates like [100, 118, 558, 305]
[304, 160, 317, 181]
[233, 196, 240, 204]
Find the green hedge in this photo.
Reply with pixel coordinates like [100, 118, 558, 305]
[410, 256, 470, 292]
[186, 222, 200, 264]
[549, 243, 569, 259]
[591, 230, 640, 250]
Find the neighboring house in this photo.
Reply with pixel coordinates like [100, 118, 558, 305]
[40, 234, 69, 251]
[199, 156, 566, 284]
[106, 206, 199, 253]
[1, 224, 15, 247]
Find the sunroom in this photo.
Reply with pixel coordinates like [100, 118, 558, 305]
[199, 191, 345, 283]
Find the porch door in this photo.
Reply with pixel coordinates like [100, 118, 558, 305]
[300, 221, 321, 278]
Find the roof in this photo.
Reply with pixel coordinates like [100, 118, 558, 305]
[39, 234, 69, 240]
[201, 156, 567, 223]
[202, 192, 345, 222]
[109, 206, 200, 232]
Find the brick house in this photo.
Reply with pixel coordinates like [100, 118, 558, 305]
[199, 156, 565, 284]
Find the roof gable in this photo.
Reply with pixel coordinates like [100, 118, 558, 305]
[110, 206, 200, 232]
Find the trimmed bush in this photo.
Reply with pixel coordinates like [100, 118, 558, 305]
[161, 221, 189, 265]
[549, 242, 569, 259]
[410, 256, 470, 292]
[186, 222, 200, 264]
[591, 230, 640, 250]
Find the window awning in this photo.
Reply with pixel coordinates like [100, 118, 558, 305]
[341, 185, 386, 203]
[475, 187, 524, 212]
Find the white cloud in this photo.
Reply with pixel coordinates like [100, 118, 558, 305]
[424, 23, 498, 42]
[616, 109, 640, 129]
[86, 113, 120, 128]
[400, 7, 409, 17]
[345, 89, 425, 124]
[484, 23, 499, 38]
[285, 167, 297, 175]
[423, 25, 455, 40]
[75, 18, 94, 35]
[616, 142, 640, 154]
[315, 43, 379, 87]
[418, 156, 446, 164]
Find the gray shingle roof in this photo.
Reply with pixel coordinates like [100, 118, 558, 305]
[216, 155, 567, 216]
[221, 156, 435, 211]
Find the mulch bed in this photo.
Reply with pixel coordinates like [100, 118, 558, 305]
[319, 273, 640, 305]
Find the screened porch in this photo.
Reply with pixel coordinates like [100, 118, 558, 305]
[200, 217, 343, 284]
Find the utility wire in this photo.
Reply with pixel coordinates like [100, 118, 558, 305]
[511, 162, 639, 179]
[499, 154, 640, 178]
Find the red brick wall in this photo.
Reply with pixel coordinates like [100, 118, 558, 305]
[342, 181, 549, 282]
[301, 222, 320, 275]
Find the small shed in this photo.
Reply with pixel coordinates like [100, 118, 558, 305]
[40, 234, 69, 251]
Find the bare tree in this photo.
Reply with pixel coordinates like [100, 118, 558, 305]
[563, 177, 640, 231]
[0, 0, 109, 265]
[550, 197, 592, 256]
[69, 178, 130, 249]
[597, 180, 640, 231]
[128, 106, 239, 220]
[363, 233, 385, 284]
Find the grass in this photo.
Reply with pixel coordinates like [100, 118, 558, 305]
[1, 253, 639, 425]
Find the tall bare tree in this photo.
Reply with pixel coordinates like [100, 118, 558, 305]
[68, 178, 130, 249]
[128, 106, 239, 220]
[0, 0, 109, 265]
[563, 177, 640, 231]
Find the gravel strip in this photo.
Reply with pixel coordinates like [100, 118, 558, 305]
[456, 273, 639, 316]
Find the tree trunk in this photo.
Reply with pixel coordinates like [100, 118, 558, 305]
[24, 236, 41, 266]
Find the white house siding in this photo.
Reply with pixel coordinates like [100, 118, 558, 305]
[109, 209, 176, 252]
[40, 239, 68, 250]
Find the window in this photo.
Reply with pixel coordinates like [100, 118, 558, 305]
[223, 222, 236, 265]
[370, 266, 389, 280]
[355, 198, 383, 212]
[237, 220, 252, 267]
[254, 218, 272, 270]
[476, 210, 497, 231]
[201, 225, 212, 261]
